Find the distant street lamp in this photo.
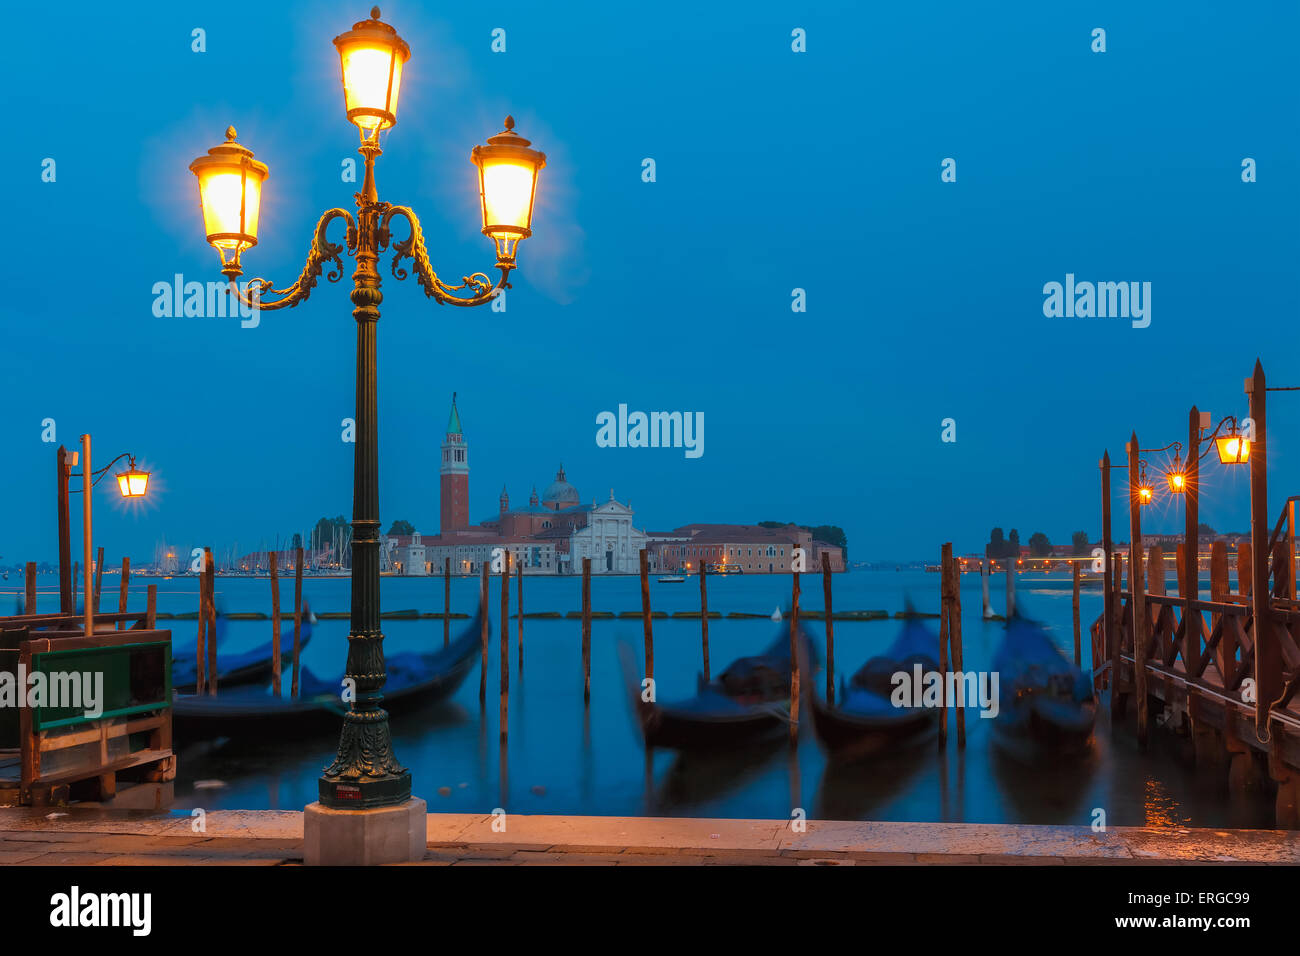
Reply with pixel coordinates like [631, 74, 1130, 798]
[189, 7, 546, 813]
[61, 437, 152, 634]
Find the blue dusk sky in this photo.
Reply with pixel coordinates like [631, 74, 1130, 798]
[2, 0, 1297, 565]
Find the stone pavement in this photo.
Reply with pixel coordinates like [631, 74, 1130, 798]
[1, 808, 1298, 865]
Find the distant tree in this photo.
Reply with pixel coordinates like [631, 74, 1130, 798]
[1028, 532, 1052, 557]
[986, 527, 1006, 559]
[1008, 529, 1021, 555]
[1071, 530, 1090, 554]
[290, 533, 303, 550]
[1197, 522, 1217, 536]
[387, 519, 416, 536]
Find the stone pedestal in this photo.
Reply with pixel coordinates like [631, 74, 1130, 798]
[304, 797, 427, 865]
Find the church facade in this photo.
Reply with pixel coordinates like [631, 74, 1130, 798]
[383, 396, 649, 575]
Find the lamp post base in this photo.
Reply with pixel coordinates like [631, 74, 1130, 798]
[304, 796, 427, 866]
[318, 770, 411, 809]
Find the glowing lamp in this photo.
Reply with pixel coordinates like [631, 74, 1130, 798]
[1138, 485, 1154, 505]
[333, 8, 409, 139]
[189, 127, 269, 278]
[1166, 471, 1185, 493]
[1216, 435, 1250, 464]
[115, 458, 150, 498]
[472, 116, 546, 263]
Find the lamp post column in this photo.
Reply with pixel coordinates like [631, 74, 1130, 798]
[319, 146, 410, 808]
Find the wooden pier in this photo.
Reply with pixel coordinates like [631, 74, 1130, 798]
[1094, 360, 1300, 827]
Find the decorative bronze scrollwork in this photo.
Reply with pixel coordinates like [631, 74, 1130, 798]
[234, 207, 357, 311]
[381, 205, 512, 307]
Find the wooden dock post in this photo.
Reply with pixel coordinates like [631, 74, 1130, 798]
[204, 547, 217, 696]
[1210, 541, 1232, 686]
[195, 560, 207, 693]
[1072, 560, 1081, 667]
[146, 584, 157, 630]
[699, 561, 711, 683]
[789, 564, 801, 745]
[981, 559, 992, 619]
[639, 549, 653, 681]
[1149, 545, 1164, 597]
[516, 556, 524, 670]
[1102, 448, 1117, 699]
[939, 545, 951, 745]
[57, 445, 73, 613]
[1127, 433, 1148, 749]
[24, 562, 36, 615]
[582, 557, 592, 701]
[117, 557, 130, 630]
[292, 546, 303, 699]
[1237, 541, 1252, 598]
[1004, 563, 1016, 618]
[500, 551, 510, 740]
[72, 560, 78, 615]
[949, 547, 965, 748]
[444, 557, 451, 647]
[269, 551, 281, 698]
[1247, 360, 1277, 741]
[93, 545, 104, 613]
[822, 557, 834, 704]
[1184, 406, 1202, 669]
[479, 563, 489, 703]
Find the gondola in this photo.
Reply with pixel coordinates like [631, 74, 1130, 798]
[172, 608, 482, 740]
[991, 613, 1096, 760]
[171, 606, 315, 693]
[809, 615, 941, 759]
[624, 618, 810, 751]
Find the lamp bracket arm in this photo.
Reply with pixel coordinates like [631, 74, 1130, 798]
[380, 205, 514, 307]
[234, 207, 357, 311]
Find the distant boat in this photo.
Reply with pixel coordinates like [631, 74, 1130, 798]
[657, 574, 686, 584]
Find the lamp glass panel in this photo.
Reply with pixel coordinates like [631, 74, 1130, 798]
[129, 472, 149, 497]
[340, 45, 403, 130]
[480, 159, 537, 234]
[198, 169, 261, 247]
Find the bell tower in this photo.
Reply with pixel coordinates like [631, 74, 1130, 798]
[440, 393, 469, 532]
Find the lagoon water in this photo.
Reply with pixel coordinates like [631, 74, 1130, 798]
[4, 569, 1275, 828]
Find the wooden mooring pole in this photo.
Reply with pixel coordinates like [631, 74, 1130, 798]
[292, 546, 303, 699]
[981, 559, 992, 619]
[269, 551, 281, 697]
[949, 548, 965, 748]
[516, 556, 524, 670]
[789, 564, 801, 746]
[1072, 560, 1081, 667]
[822, 557, 834, 704]
[195, 561, 207, 693]
[939, 545, 951, 745]
[1004, 562, 1016, 618]
[1184, 406, 1202, 670]
[444, 557, 451, 647]
[1127, 432, 1148, 748]
[479, 563, 489, 703]
[1248, 361, 1277, 740]
[581, 557, 592, 701]
[640, 549, 653, 682]
[146, 584, 157, 630]
[93, 545, 104, 614]
[24, 562, 36, 615]
[204, 547, 217, 696]
[117, 557, 130, 630]
[699, 561, 711, 683]
[500, 550, 510, 740]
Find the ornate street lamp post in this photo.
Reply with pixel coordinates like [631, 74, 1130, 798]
[189, 7, 545, 814]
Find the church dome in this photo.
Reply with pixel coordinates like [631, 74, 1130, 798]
[542, 466, 580, 507]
